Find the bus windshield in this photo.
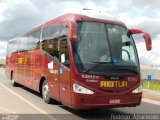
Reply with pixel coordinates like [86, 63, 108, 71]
[72, 21, 139, 76]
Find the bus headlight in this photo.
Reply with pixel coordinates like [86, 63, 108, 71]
[132, 84, 142, 93]
[73, 83, 94, 94]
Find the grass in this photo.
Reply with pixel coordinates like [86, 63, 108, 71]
[142, 80, 160, 92]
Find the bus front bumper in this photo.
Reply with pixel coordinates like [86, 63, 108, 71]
[71, 93, 142, 110]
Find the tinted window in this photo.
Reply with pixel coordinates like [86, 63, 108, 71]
[41, 25, 67, 59]
[42, 25, 66, 40]
[18, 36, 28, 52]
[72, 22, 138, 76]
[28, 30, 41, 50]
[60, 38, 70, 67]
[7, 39, 18, 54]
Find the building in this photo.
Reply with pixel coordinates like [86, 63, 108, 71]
[140, 65, 160, 80]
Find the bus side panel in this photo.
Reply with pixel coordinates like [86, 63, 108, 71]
[31, 50, 43, 92]
[10, 54, 19, 82]
[22, 50, 42, 92]
[17, 52, 27, 85]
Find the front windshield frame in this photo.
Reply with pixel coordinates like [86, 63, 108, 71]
[72, 21, 139, 76]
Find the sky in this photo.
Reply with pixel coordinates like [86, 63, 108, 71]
[0, 0, 159, 66]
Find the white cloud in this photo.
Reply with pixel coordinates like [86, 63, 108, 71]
[0, 2, 8, 22]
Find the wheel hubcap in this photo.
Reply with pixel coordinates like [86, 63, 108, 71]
[42, 84, 49, 99]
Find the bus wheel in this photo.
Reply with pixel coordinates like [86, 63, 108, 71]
[11, 73, 17, 86]
[42, 80, 52, 104]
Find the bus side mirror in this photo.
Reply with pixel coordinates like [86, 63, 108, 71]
[129, 29, 152, 51]
[68, 21, 78, 42]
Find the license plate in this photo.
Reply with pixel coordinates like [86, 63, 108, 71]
[109, 99, 121, 104]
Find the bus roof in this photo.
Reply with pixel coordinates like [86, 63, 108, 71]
[45, 9, 124, 26]
[10, 10, 125, 41]
[61, 9, 117, 21]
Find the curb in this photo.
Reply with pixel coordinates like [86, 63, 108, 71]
[142, 89, 160, 103]
[142, 98, 160, 105]
[143, 89, 160, 95]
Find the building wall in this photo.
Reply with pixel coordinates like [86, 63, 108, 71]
[140, 66, 160, 80]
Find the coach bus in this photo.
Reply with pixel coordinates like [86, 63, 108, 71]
[6, 10, 152, 109]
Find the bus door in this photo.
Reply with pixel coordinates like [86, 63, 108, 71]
[49, 58, 60, 100]
[59, 37, 71, 105]
[42, 25, 70, 103]
[41, 25, 61, 100]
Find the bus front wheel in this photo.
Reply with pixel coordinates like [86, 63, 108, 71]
[42, 80, 52, 104]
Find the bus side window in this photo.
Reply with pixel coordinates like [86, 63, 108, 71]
[42, 25, 68, 61]
[18, 36, 28, 52]
[60, 38, 70, 67]
[42, 26, 60, 59]
[7, 40, 19, 54]
[28, 30, 41, 50]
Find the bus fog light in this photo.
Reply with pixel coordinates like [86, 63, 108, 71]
[132, 84, 142, 93]
[73, 83, 94, 94]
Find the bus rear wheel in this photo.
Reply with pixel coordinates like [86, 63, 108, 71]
[42, 80, 52, 104]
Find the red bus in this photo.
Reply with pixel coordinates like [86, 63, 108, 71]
[6, 11, 152, 109]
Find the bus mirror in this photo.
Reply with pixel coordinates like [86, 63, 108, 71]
[129, 29, 152, 51]
[61, 54, 65, 63]
[68, 21, 78, 42]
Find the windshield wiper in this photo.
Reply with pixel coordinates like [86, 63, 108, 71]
[109, 68, 138, 74]
[84, 61, 110, 73]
